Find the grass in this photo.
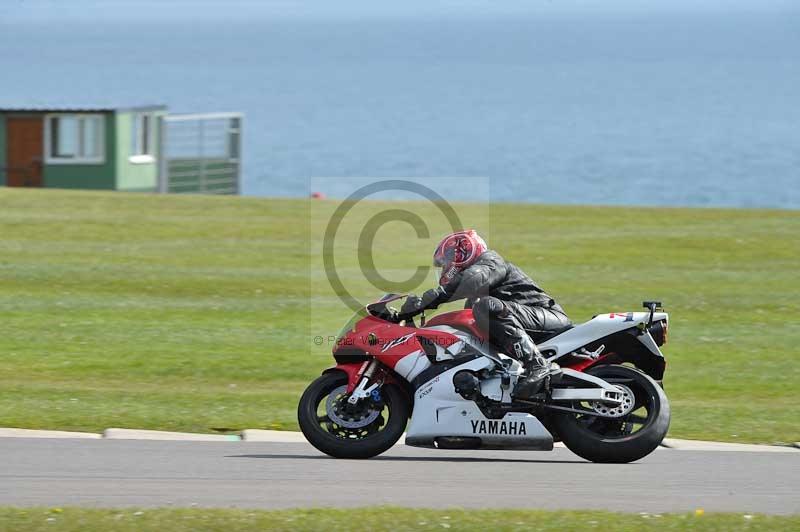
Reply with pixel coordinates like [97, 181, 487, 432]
[0, 188, 798, 443]
[0, 507, 797, 531]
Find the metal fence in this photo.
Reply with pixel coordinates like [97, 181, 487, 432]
[158, 113, 242, 195]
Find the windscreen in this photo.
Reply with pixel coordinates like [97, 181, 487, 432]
[337, 307, 368, 338]
[339, 294, 407, 337]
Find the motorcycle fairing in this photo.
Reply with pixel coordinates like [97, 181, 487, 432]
[331, 301, 667, 394]
[333, 315, 473, 385]
[539, 311, 668, 357]
[424, 309, 486, 341]
[404, 356, 553, 450]
[419, 308, 668, 380]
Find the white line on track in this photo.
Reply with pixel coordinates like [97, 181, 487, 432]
[1, 427, 797, 452]
[0, 428, 101, 439]
[103, 428, 241, 441]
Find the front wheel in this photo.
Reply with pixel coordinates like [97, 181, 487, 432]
[298, 371, 409, 459]
[550, 364, 670, 463]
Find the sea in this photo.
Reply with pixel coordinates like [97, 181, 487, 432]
[1, 1, 799, 208]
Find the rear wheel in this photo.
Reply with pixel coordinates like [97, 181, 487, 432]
[297, 371, 409, 459]
[550, 365, 670, 463]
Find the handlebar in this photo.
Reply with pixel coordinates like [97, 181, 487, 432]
[396, 308, 424, 323]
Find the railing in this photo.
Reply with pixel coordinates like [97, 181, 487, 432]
[158, 112, 242, 195]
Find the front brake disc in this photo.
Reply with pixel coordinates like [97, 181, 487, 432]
[326, 385, 381, 429]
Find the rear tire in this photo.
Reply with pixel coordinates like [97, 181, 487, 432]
[551, 365, 670, 463]
[298, 371, 409, 459]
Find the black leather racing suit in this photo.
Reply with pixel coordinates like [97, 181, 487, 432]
[426, 250, 571, 357]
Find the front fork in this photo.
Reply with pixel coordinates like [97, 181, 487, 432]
[347, 359, 383, 405]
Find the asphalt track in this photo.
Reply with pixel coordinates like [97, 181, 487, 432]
[2, 438, 799, 514]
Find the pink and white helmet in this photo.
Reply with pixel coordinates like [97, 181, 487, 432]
[433, 230, 488, 285]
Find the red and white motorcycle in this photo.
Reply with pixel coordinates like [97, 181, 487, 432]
[299, 294, 670, 463]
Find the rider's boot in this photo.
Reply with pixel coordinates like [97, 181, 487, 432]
[511, 336, 558, 399]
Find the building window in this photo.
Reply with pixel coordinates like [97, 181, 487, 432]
[130, 113, 155, 163]
[45, 114, 105, 164]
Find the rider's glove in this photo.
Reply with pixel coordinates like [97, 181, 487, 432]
[420, 287, 445, 310]
[401, 287, 445, 315]
[401, 295, 423, 315]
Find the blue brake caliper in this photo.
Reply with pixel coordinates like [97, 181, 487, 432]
[370, 388, 382, 403]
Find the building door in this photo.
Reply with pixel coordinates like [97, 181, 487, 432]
[6, 117, 44, 187]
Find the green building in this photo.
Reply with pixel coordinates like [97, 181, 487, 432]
[0, 105, 167, 192]
[0, 106, 241, 194]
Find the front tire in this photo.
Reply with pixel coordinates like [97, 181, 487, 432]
[298, 371, 409, 459]
[551, 365, 670, 463]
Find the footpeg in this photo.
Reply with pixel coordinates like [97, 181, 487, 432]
[579, 345, 605, 359]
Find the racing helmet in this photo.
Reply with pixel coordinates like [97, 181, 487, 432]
[433, 230, 487, 285]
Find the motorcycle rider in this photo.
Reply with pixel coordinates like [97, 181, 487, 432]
[402, 230, 571, 397]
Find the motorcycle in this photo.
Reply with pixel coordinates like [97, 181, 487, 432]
[298, 294, 670, 463]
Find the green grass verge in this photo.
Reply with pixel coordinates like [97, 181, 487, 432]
[0, 188, 798, 443]
[0, 507, 796, 531]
